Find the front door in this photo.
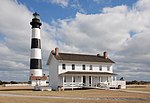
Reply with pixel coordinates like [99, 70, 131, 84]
[83, 76, 86, 86]
[89, 76, 91, 86]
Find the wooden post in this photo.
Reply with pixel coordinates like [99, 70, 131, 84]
[91, 76, 93, 87]
[62, 76, 64, 87]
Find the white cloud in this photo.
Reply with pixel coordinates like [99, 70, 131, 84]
[70, 0, 86, 13]
[43, 0, 69, 7]
[42, 0, 85, 13]
[93, 0, 112, 4]
[50, 7, 131, 52]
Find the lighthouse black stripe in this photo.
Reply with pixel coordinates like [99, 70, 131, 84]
[30, 59, 42, 69]
[31, 38, 41, 49]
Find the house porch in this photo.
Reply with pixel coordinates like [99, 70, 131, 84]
[60, 73, 118, 89]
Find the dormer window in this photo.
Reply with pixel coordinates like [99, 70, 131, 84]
[62, 64, 66, 70]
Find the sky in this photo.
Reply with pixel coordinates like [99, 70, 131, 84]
[0, 0, 150, 82]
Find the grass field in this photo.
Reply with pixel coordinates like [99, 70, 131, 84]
[0, 85, 150, 103]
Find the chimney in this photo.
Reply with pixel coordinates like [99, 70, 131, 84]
[97, 54, 100, 57]
[55, 47, 59, 56]
[103, 52, 107, 59]
[51, 50, 55, 54]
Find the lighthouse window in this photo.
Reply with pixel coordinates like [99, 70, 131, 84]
[62, 64, 66, 70]
[31, 38, 41, 48]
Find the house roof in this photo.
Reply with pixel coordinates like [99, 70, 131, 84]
[60, 71, 117, 75]
[53, 53, 115, 63]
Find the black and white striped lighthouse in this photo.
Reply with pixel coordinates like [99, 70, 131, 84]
[30, 12, 42, 77]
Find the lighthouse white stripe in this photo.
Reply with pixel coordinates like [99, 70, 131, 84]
[31, 48, 42, 59]
[30, 69, 42, 76]
[32, 28, 41, 39]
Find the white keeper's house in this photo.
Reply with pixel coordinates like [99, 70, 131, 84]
[47, 48, 126, 90]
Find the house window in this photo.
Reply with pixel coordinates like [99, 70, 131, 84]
[90, 65, 92, 70]
[73, 76, 75, 82]
[107, 66, 110, 71]
[64, 76, 66, 82]
[82, 65, 85, 70]
[99, 66, 102, 71]
[72, 64, 75, 70]
[62, 64, 66, 70]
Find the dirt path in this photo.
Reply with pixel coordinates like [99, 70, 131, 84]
[0, 93, 150, 101]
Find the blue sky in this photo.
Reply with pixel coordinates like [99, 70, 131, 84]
[18, 0, 138, 23]
[0, 0, 150, 82]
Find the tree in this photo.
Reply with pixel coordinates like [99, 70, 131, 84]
[0, 80, 2, 85]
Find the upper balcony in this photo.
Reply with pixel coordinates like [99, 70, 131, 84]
[58, 62, 113, 75]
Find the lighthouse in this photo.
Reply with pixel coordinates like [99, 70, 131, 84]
[29, 12, 47, 86]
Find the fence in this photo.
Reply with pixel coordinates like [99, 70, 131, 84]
[4, 84, 30, 87]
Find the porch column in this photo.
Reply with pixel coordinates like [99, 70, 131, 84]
[111, 76, 113, 85]
[91, 76, 93, 87]
[106, 76, 109, 85]
[115, 76, 117, 81]
[62, 76, 64, 87]
[111, 76, 113, 82]
[71, 76, 73, 90]
[114, 76, 117, 86]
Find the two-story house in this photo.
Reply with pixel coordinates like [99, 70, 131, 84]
[47, 48, 126, 90]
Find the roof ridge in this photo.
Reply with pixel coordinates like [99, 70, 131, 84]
[59, 52, 104, 57]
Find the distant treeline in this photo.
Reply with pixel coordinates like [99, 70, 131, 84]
[0, 80, 28, 85]
[126, 80, 150, 85]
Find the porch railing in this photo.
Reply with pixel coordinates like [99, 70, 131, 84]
[63, 82, 109, 88]
[63, 82, 83, 87]
[63, 81, 126, 89]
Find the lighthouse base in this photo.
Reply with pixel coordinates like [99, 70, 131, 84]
[29, 76, 47, 86]
[34, 86, 52, 91]
[30, 80, 47, 86]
